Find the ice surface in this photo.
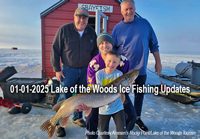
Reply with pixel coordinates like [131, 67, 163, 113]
[0, 49, 200, 139]
[0, 49, 42, 79]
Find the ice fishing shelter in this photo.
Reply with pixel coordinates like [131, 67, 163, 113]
[40, 0, 140, 78]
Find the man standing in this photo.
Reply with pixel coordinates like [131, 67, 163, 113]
[112, 0, 162, 132]
[51, 7, 98, 137]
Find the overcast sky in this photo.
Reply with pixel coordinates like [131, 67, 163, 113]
[0, 0, 199, 55]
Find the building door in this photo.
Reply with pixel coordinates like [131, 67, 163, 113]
[88, 10, 108, 36]
[95, 10, 108, 36]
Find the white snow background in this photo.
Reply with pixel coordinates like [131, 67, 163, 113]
[0, 49, 200, 139]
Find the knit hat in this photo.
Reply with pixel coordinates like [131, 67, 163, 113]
[97, 32, 113, 47]
[74, 7, 89, 17]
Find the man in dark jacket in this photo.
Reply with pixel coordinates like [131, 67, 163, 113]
[51, 7, 98, 137]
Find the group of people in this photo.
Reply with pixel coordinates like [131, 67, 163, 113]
[51, 0, 162, 139]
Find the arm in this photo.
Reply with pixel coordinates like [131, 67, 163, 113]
[50, 27, 65, 81]
[152, 51, 162, 75]
[87, 59, 99, 87]
[112, 27, 119, 51]
[148, 22, 162, 75]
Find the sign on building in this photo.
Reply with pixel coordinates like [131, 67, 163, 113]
[78, 3, 113, 13]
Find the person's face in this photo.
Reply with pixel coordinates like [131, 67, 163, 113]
[74, 15, 88, 31]
[121, 1, 135, 22]
[98, 41, 113, 56]
[105, 54, 120, 72]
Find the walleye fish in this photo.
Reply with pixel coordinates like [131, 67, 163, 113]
[40, 69, 139, 138]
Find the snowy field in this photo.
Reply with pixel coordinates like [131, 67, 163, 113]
[0, 49, 200, 139]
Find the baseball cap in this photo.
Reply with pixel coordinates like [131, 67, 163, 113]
[74, 7, 89, 17]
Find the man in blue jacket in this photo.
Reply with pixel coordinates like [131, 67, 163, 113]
[112, 0, 162, 132]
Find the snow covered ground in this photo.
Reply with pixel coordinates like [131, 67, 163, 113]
[0, 49, 200, 139]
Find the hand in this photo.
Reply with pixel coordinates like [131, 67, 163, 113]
[85, 108, 92, 117]
[152, 51, 162, 76]
[155, 62, 162, 76]
[75, 104, 90, 112]
[56, 71, 65, 82]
